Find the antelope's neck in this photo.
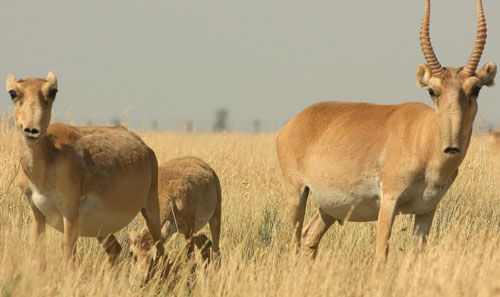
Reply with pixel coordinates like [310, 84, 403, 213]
[18, 134, 51, 187]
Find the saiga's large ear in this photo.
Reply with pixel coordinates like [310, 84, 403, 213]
[416, 64, 432, 87]
[6, 73, 17, 91]
[46, 72, 58, 88]
[477, 63, 497, 87]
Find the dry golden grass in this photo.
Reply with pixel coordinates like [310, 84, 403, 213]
[1, 115, 500, 297]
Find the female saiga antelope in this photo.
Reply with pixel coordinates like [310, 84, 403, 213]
[129, 156, 221, 278]
[6, 73, 164, 264]
[276, 0, 496, 261]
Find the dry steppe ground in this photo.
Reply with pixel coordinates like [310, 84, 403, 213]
[1, 116, 500, 297]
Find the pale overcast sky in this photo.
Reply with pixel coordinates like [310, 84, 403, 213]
[1, 0, 499, 131]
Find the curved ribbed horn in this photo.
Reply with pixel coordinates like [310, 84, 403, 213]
[420, 0, 444, 77]
[463, 0, 487, 76]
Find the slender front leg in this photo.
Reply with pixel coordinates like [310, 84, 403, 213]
[28, 202, 47, 248]
[25, 189, 47, 268]
[63, 212, 79, 263]
[375, 195, 398, 261]
[28, 201, 47, 267]
[25, 191, 47, 247]
[33, 211, 47, 242]
[413, 209, 436, 251]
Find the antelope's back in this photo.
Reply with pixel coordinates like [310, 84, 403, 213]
[158, 156, 218, 229]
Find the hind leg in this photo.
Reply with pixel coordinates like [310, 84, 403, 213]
[183, 223, 197, 258]
[193, 233, 212, 262]
[97, 234, 122, 266]
[142, 150, 164, 258]
[141, 200, 165, 259]
[209, 218, 221, 257]
[286, 185, 309, 253]
[209, 197, 221, 256]
[301, 208, 337, 258]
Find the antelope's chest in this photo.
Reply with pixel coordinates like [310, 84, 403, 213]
[30, 188, 65, 231]
[398, 180, 449, 215]
[422, 183, 448, 202]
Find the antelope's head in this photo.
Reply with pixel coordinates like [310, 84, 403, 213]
[129, 230, 157, 284]
[6, 72, 58, 144]
[416, 0, 496, 155]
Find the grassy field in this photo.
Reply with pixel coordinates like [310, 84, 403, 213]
[1, 116, 500, 297]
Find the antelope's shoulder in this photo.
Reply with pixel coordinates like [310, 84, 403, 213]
[46, 123, 83, 148]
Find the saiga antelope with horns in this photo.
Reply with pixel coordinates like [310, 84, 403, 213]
[276, 0, 496, 260]
[6, 72, 164, 265]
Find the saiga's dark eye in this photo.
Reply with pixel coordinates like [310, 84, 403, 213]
[48, 88, 58, 99]
[8, 90, 17, 100]
[427, 88, 436, 97]
[471, 86, 481, 97]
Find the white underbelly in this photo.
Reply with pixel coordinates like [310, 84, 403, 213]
[310, 179, 381, 222]
[310, 178, 448, 221]
[79, 196, 139, 236]
[31, 190, 140, 237]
